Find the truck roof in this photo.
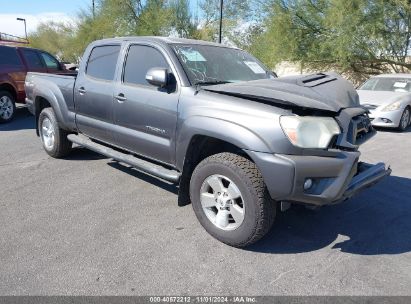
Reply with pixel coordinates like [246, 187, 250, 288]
[92, 36, 238, 49]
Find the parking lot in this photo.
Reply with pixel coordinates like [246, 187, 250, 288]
[0, 107, 410, 295]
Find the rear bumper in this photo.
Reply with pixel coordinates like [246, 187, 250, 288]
[246, 150, 391, 206]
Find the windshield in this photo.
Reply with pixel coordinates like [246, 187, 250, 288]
[359, 77, 411, 92]
[171, 44, 273, 85]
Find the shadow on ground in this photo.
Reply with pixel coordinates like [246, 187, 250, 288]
[374, 125, 411, 133]
[248, 175, 411, 255]
[0, 107, 34, 131]
[108, 161, 179, 195]
[67, 146, 108, 161]
[104, 156, 411, 257]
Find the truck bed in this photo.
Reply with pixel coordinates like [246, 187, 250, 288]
[25, 72, 77, 113]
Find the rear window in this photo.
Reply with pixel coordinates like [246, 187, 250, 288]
[86, 45, 121, 81]
[0, 46, 22, 67]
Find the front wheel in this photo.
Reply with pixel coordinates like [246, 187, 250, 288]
[398, 107, 410, 132]
[190, 152, 276, 247]
[38, 107, 72, 158]
[0, 90, 16, 123]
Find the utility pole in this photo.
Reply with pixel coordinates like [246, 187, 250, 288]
[16, 18, 27, 42]
[92, 0, 95, 18]
[218, 0, 223, 43]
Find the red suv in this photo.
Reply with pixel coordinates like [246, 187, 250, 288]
[0, 44, 67, 123]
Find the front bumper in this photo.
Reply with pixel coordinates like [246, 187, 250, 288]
[247, 150, 391, 206]
[368, 108, 402, 128]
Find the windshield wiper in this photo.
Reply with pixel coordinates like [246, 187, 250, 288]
[194, 80, 231, 86]
[194, 80, 231, 94]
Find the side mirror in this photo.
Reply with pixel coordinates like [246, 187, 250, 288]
[146, 67, 168, 87]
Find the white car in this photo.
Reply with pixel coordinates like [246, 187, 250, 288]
[357, 74, 411, 131]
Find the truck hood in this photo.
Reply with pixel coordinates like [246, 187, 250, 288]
[357, 90, 411, 107]
[204, 73, 360, 113]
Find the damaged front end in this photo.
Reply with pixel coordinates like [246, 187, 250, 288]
[208, 73, 391, 206]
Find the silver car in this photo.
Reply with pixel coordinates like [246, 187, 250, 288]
[357, 74, 411, 131]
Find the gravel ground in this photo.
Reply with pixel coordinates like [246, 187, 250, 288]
[0, 107, 410, 296]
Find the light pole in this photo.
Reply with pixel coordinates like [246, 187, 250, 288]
[218, 0, 223, 43]
[92, 0, 95, 18]
[16, 18, 27, 41]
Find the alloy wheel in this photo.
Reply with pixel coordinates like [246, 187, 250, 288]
[41, 117, 55, 150]
[0, 95, 14, 120]
[200, 174, 245, 231]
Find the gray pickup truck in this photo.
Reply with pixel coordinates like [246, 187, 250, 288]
[25, 37, 391, 247]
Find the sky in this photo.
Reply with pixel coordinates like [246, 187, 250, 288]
[0, 0, 91, 37]
[0, 0, 202, 38]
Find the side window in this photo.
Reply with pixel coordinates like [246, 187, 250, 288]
[86, 45, 121, 81]
[0, 47, 22, 67]
[123, 45, 170, 86]
[40, 52, 60, 69]
[21, 49, 44, 69]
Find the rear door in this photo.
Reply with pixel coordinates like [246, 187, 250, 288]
[0, 46, 26, 102]
[112, 43, 180, 164]
[74, 44, 121, 143]
[20, 48, 48, 73]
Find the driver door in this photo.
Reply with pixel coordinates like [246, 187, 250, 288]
[112, 44, 180, 165]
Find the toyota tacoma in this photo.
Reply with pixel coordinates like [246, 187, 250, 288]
[25, 37, 391, 247]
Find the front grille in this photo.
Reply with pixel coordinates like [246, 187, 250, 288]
[347, 114, 373, 145]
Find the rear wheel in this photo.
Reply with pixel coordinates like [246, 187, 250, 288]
[0, 90, 16, 123]
[398, 106, 410, 132]
[38, 107, 72, 158]
[190, 152, 276, 247]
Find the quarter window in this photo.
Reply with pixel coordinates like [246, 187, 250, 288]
[40, 52, 60, 69]
[86, 45, 121, 81]
[123, 45, 170, 86]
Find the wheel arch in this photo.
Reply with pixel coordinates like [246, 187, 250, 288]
[178, 129, 272, 206]
[33, 87, 74, 135]
[0, 83, 17, 101]
[175, 117, 272, 206]
[34, 96, 52, 135]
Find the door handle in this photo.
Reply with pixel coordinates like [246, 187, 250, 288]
[115, 93, 127, 103]
[78, 87, 86, 94]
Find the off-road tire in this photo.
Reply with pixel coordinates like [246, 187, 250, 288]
[190, 152, 276, 247]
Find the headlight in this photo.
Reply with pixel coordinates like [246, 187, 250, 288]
[280, 116, 341, 148]
[382, 101, 401, 112]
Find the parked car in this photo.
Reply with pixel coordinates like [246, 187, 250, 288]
[25, 37, 390, 247]
[0, 44, 68, 123]
[357, 74, 411, 131]
[62, 62, 78, 71]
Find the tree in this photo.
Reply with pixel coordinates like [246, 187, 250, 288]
[196, 0, 255, 42]
[170, 0, 197, 38]
[252, 0, 411, 83]
[28, 21, 79, 62]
